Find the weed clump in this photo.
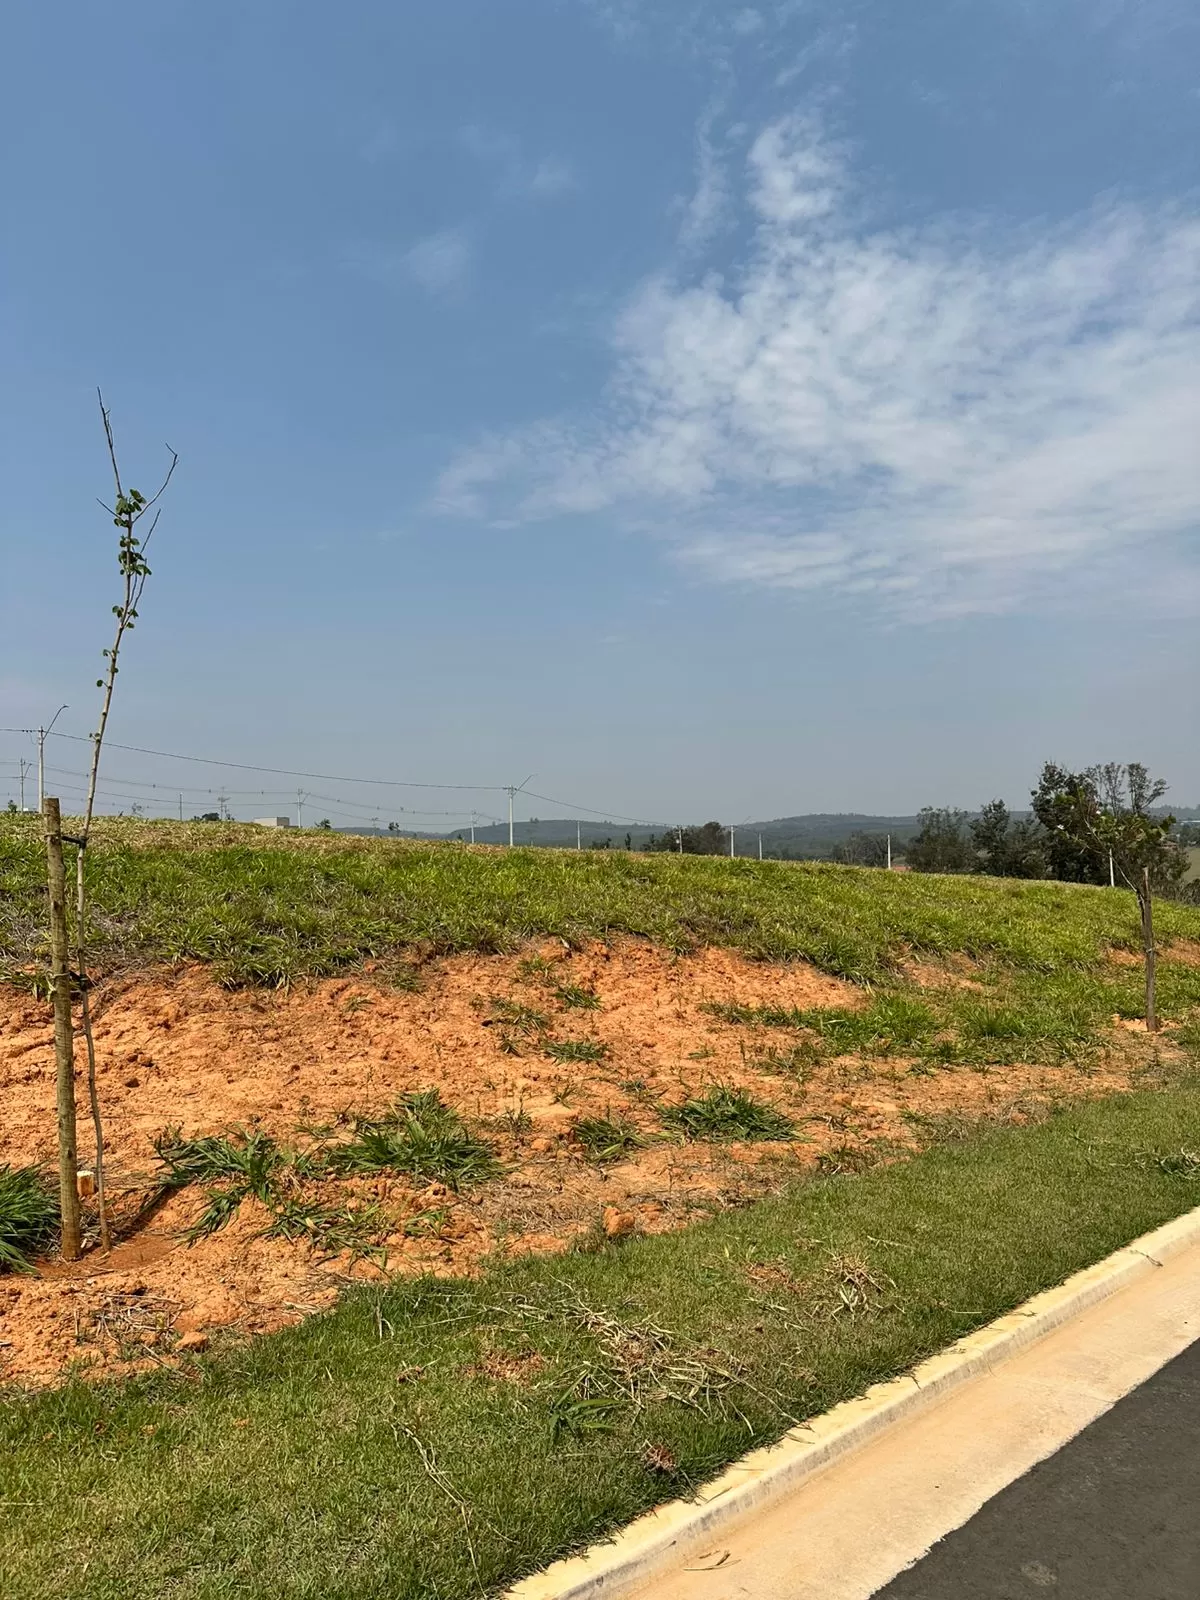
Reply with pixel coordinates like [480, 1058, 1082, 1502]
[573, 1116, 644, 1162]
[152, 1094, 499, 1248]
[330, 1092, 500, 1189]
[661, 1085, 794, 1142]
[0, 1165, 59, 1273]
[544, 1039, 608, 1064]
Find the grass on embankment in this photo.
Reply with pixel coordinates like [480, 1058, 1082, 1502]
[3, 816, 1200, 991]
[4, 1085, 1200, 1600]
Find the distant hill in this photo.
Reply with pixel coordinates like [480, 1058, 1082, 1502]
[335, 812, 927, 860]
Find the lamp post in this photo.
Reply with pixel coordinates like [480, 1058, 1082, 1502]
[37, 705, 69, 813]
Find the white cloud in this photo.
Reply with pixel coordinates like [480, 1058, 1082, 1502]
[460, 125, 575, 201]
[674, 110, 731, 254]
[529, 156, 576, 197]
[435, 116, 1200, 618]
[403, 229, 471, 294]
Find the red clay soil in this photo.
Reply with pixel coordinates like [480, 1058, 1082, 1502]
[0, 941, 1154, 1388]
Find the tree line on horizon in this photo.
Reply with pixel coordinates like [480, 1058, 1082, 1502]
[875, 762, 1196, 902]
[644, 763, 1197, 904]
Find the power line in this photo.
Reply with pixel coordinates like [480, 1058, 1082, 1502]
[522, 788, 658, 827]
[7, 731, 506, 793]
[2, 730, 665, 831]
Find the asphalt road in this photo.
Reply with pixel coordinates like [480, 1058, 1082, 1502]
[873, 1335, 1200, 1600]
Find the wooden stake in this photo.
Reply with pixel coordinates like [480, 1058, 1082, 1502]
[75, 844, 110, 1250]
[1142, 866, 1158, 1034]
[44, 798, 82, 1259]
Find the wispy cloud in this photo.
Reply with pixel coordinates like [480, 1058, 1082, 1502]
[342, 229, 472, 296]
[435, 115, 1200, 619]
[402, 229, 471, 294]
[459, 125, 576, 202]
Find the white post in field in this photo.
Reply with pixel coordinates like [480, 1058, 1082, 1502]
[36, 704, 69, 812]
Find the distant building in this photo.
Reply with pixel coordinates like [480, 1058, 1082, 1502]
[253, 816, 291, 828]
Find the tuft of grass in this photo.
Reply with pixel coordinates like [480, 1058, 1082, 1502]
[485, 998, 552, 1054]
[329, 1091, 500, 1190]
[0, 1165, 59, 1273]
[661, 1084, 795, 1142]
[573, 1116, 645, 1162]
[710, 996, 938, 1056]
[552, 982, 601, 1010]
[153, 1127, 285, 1193]
[544, 1039, 609, 1064]
[262, 1199, 389, 1261]
[152, 1128, 292, 1241]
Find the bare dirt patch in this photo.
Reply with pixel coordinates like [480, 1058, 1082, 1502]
[897, 952, 987, 991]
[0, 941, 1152, 1388]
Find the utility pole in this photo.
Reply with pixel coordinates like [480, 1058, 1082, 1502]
[18, 759, 29, 811]
[217, 792, 230, 822]
[886, 834, 892, 871]
[758, 833, 763, 861]
[577, 821, 581, 851]
[505, 777, 533, 847]
[1109, 850, 1115, 888]
[469, 811, 476, 845]
[36, 704, 69, 813]
[729, 824, 735, 858]
[677, 826, 683, 854]
[178, 793, 184, 822]
[296, 788, 305, 828]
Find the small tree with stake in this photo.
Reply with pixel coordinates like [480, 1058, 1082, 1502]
[44, 393, 176, 1258]
[1048, 764, 1184, 1034]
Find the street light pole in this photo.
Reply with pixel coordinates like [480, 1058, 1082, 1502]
[37, 704, 69, 813]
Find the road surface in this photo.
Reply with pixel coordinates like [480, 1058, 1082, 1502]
[875, 1336, 1200, 1598]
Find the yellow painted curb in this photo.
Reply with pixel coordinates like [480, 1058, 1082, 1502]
[505, 1203, 1200, 1600]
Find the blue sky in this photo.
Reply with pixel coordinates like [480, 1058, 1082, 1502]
[2, 0, 1198, 828]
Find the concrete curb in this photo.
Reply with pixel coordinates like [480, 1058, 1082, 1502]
[505, 1204, 1200, 1600]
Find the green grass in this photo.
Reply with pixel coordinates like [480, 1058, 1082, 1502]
[5, 1086, 1200, 1598]
[4, 816, 1200, 990]
[661, 1084, 795, 1141]
[148, 1096, 498, 1249]
[0, 1166, 58, 1274]
[544, 1038, 608, 1064]
[329, 1093, 500, 1190]
[572, 1115, 645, 1162]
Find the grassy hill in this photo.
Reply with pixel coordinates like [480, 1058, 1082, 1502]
[3, 816, 1200, 1057]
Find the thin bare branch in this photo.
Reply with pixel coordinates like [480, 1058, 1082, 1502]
[134, 449, 179, 520]
[97, 387, 124, 502]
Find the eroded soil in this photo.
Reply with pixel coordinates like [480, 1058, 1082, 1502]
[0, 941, 1167, 1387]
